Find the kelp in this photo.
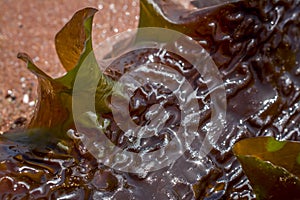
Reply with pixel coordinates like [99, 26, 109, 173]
[2, 8, 114, 142]
[139, 0, 300, 198]
[233, 137, 300, 200]
[0, 0, 299, 199]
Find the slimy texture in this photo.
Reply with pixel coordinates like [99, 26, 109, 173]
[0, 1, 299, 199]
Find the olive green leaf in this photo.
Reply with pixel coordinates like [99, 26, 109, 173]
[55, 7, 97, 72]
[17, 52, 73, 133]
[139, 0, 190, 34]
[233, 137, 300, 200]
[16, 7, 114, 135]
[138, 0, 230, 37]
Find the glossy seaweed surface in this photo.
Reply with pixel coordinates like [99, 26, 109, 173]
[0, 0, 300, 199]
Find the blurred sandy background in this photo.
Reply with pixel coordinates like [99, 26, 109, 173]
[0, 0, 139, 132]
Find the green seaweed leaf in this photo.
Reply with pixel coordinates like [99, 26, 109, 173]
[3, 7, 115, 146]
[55, 7, 97, 72]
[138, 0, 232, 37]
[233, 137, 300, 200]
[17, 52, 73, 133]
[139, 0, 190, 34]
